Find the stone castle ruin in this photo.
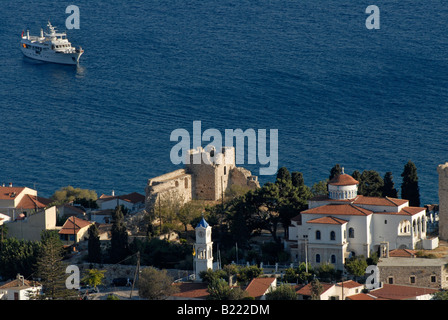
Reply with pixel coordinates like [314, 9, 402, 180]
[438, 162, 448, 240]
[145, 146, 259, 213]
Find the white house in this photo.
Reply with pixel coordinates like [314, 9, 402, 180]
[296, 280, 364, 300]
[97, 192, 145, 213]
[288, 169, 432, 270]
[0, 274, 42, 300]
[0, 185, 52, 220]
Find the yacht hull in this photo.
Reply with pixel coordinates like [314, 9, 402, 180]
[21, 46, 83, 65]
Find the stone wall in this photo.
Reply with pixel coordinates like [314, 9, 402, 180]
[145, 146, 259, 213]
[438, 163, 448, 240]
[76, 263, 190, 285]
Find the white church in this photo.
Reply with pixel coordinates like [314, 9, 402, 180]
[287, 169, 438, 270]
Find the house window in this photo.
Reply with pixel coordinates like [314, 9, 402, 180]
[431, 275, 437, 283]
[316, 254, 321, 263]
[410, 276, 416, 284]
[384, 220, 387, 224]
[388, 277, 394, 284]
[316, 230, 321, 240]
[330, 231, 336, 241]
[331, 255, 336, 264]
[349, 228, 354, 238]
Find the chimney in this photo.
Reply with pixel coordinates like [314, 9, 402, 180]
[9, 182, 12, 188]
[112, 190, 115, 196]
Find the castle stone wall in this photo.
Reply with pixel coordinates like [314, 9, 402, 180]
[438, 163, 448, 240]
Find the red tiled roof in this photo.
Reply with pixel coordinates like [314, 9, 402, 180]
[0, 278, 41, 289]
[59, 216, 92, 235]
[0, 187, 26, 200]
[171, 282, 209, 299]
[388, 249, 417, 258]
[353, 196, 408, 207]
[368, 284, 438, 300]
[328, 174, 358, 186]
[99, 192, 145, 204]
[245, 277, 276, 299]
[310, 195, 409, 207]
[336, 280, 363, 289]
[307, 216, 348, 225]
[302, 204, 373, 216]
[16, 194, 50, 210]
[296, 282, 334, 296]
[346, 293, 377, 300]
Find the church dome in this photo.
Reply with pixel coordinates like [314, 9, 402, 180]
[328, 168, 358, 200]
[328, 173, 359, 186]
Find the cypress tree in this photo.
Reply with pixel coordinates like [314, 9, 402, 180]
[382, 171, 398, 198]
[329, 164, 342, 181]
[401, 160, 420, 207]
[110, 205, 129, 263]
[87, 224, 102, 263]
[358, 170, 384, 197]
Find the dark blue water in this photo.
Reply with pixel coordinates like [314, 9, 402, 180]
[0, 0, 447, 205]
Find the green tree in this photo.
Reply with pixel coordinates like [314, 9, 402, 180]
[206, 278, 248, 300]
[139, 267, 179, 300]
[50, 186, 97, 206]
[401, 160, 420, 207]
[82, 269, 106, 291]
[352, 170, 361, 183]
[344, 256, 368, 281]
[0, 238, 41, 280]
[382, 171, 398, 198]
[35, 230, 74, 299]
[266, 284, 297, 300]
[310, 278, 323, 300]
[358, 170, 384, 197]
[311, 180, 328, 197]
[110, 205, 130, 263]
[87, 224, 102, 263]
[329, 164, 342, 181]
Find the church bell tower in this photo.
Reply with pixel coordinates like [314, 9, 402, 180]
[194, 217, 213, 280]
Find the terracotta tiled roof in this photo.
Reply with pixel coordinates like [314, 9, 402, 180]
[336, 280, 363, 289]
[16, 194, 50, 210]
[399, 207, 426, 216]
[59, 216, 92, 235]
[99, 192, 145, 204]
[171, 282, 209, 299]
[296, 282, 334, 296]
[346, 293, 377, 300]
[302, 204, 373, 216]
[0, 278, 41, 289]
[0, 187, 26, 200]
[328, 174, 358, 186]
[245, 277, 276, 299]
[306, 216, 348, 225]
[388, 249, 417, 258]
[368, 284, 438, 300]
[353, 196, 408, 207]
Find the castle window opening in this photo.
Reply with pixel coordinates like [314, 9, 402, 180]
[224, 166, 227, 175]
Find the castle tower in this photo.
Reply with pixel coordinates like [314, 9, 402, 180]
[437, 163, 448, 240]
[186, 146, 235, 201]
[194, 217, 213, 280]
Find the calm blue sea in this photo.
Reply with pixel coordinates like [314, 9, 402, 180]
[0, 0, 447, 205]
